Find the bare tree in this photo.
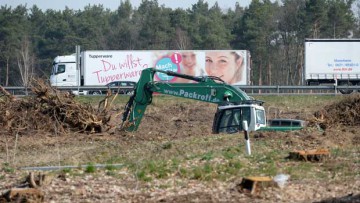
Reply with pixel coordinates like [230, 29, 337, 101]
[175, 27, 191, 50]
[17, 36, 34, 94]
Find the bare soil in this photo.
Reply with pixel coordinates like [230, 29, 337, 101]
[0, 85, 359, 203]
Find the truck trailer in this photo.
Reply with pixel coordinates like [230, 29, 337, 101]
[304, 39, 360, 94]
[50, 49, 251, 95]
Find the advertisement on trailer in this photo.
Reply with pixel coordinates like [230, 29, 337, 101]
[80, 50, 250, 86]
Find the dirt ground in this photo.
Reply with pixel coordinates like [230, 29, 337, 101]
[0, 87, 359, 202]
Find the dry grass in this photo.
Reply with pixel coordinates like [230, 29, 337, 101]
[1, 94, 359, 202]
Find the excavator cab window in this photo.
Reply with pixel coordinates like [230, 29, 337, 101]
[213, 106, 251, 134]
[256, 109, 266, 125]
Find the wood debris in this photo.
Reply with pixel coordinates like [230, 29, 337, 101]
[312, 94, 360, 129]
[288, 149, 330, 162]
[238, 176, 274, 195]
[0, 79, 113, 135]
[0, 172, 54, 203]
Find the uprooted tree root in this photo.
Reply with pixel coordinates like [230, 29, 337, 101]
[0, 79, 113, 135]
[312, 93, 360, 129]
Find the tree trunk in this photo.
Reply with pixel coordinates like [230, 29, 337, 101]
[17, 36, 34, 94]
[267, 61, 271, 85]
[6, 57, 9, 86]
[258, 62, 262, 94]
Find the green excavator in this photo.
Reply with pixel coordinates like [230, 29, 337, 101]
[120, 68, 268, 133]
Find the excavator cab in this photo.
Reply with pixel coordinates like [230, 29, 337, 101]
[212, 102, 266, 134]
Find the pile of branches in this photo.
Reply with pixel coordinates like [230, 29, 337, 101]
[313, 93, 360, 129]
[0, 79, 112, 135]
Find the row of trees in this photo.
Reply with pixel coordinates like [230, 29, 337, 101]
[0, 0, 359, 86]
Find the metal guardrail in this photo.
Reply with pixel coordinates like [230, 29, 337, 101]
[2, 85, 360, 96]
[236, 85, 360, 95]
[1, 86, 135, 96]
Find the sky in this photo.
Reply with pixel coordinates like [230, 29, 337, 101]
[2, 0, 252, 11]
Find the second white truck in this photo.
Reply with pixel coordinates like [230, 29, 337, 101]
[304, 39, 360, 94]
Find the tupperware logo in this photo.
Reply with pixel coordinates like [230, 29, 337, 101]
[89, 54, 113, 59]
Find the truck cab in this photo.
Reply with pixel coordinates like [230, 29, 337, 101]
[50, 55, 77, 87]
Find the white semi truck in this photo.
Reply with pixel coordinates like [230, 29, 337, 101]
[50, 49, 251, 95]
[304, 39, 360, 94]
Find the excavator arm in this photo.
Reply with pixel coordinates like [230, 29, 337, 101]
[121, 68, 266, 132]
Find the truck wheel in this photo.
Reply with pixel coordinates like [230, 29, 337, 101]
[338, 81, 354, 94]
[92, 91, 102, 95]
[126, 90, 134, 95]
